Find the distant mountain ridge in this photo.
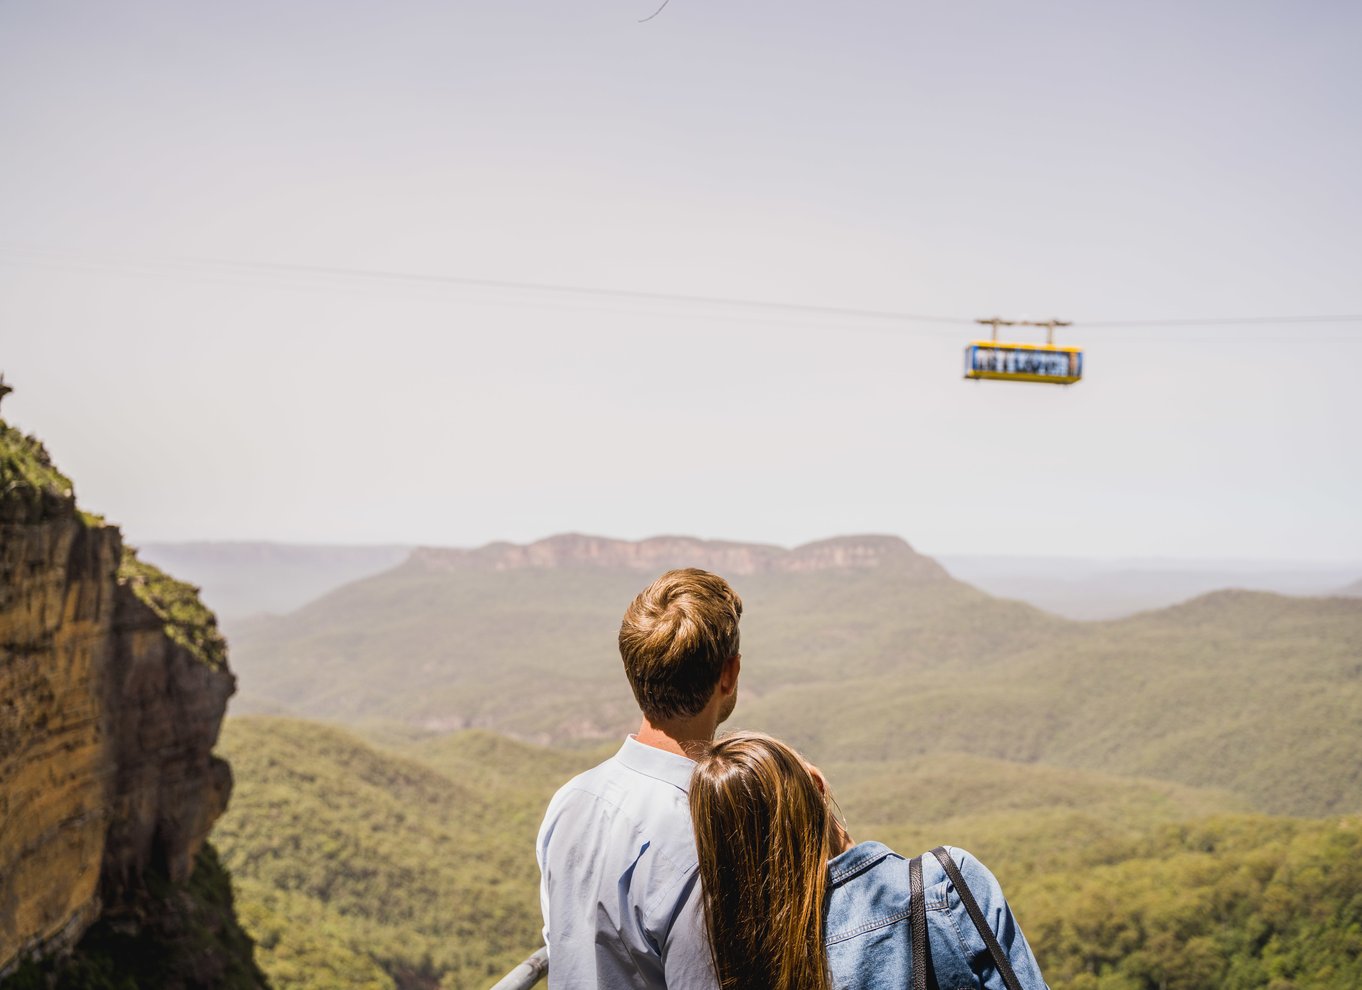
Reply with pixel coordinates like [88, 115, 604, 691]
[407, 532, 949, 579]
[227, 534, 1362, 816]
[139, 539, 1362, 629]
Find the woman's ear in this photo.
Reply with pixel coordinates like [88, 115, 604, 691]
[806, 762, 828, 796]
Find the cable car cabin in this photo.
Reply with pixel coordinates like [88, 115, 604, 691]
[964, 342, 1082, 385]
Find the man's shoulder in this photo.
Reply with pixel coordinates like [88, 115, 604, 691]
[538, 740, 697, 871]
[546, 738, 693, 809]
[543, 751, 627, 811]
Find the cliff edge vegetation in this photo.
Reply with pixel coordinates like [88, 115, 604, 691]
[119, 547, 229, 672]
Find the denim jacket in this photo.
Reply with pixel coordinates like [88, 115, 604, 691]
[825, 842, 1048, 990]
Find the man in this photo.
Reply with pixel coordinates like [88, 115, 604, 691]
[536, 567, 742, 989]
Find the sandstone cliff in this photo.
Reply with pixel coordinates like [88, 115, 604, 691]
[406, 532, 950, 580]
[0, 416, 261, 986]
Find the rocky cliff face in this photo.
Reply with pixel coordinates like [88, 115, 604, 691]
[407, 532, 950, 580]
[0, 419, 244, 982]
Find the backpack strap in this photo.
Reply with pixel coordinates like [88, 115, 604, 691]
[930, 847, 1024, 990]
[909, 854, 929, 990]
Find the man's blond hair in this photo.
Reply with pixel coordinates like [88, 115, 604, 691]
[618, 568, 742, 721]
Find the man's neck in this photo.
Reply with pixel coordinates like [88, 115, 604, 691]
[634, 713, 716, 760]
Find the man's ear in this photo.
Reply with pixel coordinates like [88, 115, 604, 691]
[719, 653, 741, 693]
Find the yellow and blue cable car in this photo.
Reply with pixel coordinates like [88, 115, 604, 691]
[964, 318, 1083, 385]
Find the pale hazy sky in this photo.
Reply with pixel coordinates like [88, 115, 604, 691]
[3, 1, 1359, 560]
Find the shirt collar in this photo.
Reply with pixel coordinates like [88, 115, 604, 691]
[828, 840, 896, 886]
[615, 735, 696, 793]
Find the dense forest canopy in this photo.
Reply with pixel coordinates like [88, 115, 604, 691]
[213, 717, 1362, 990]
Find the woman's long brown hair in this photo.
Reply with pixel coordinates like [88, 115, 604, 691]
[689, 731, 838, 990]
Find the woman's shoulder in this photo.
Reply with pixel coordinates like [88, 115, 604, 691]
[829, 842, 993, 882]
[825, 841, 912, 942]
[923, 846, 1005, 900]
[828, 840, 903, 884]
[827, 842, 1007, 901]
[829, 843, 1049, 990]
[830, 843, 1007, 917]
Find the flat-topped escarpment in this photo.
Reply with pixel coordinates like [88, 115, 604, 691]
[406, 532, 950, 580]
[0, 418, 246, 982]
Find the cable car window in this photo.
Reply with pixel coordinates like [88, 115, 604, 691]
[964, 344, 1082, 385]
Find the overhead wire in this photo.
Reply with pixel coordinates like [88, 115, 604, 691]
[0, 245, 976, 331]
[1, 243, 1360, 337]
[1083, 315, 1362, 327]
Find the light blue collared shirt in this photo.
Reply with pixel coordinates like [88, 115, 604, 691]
[536, 736, 718, 990]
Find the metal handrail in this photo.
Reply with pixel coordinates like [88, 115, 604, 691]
[489, 947, 548, 990]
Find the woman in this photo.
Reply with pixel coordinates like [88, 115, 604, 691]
[689, 731, 1048, 990]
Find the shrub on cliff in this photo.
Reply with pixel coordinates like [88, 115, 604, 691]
[119, 547, 229, 671]
[0, 420, 76, 520]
